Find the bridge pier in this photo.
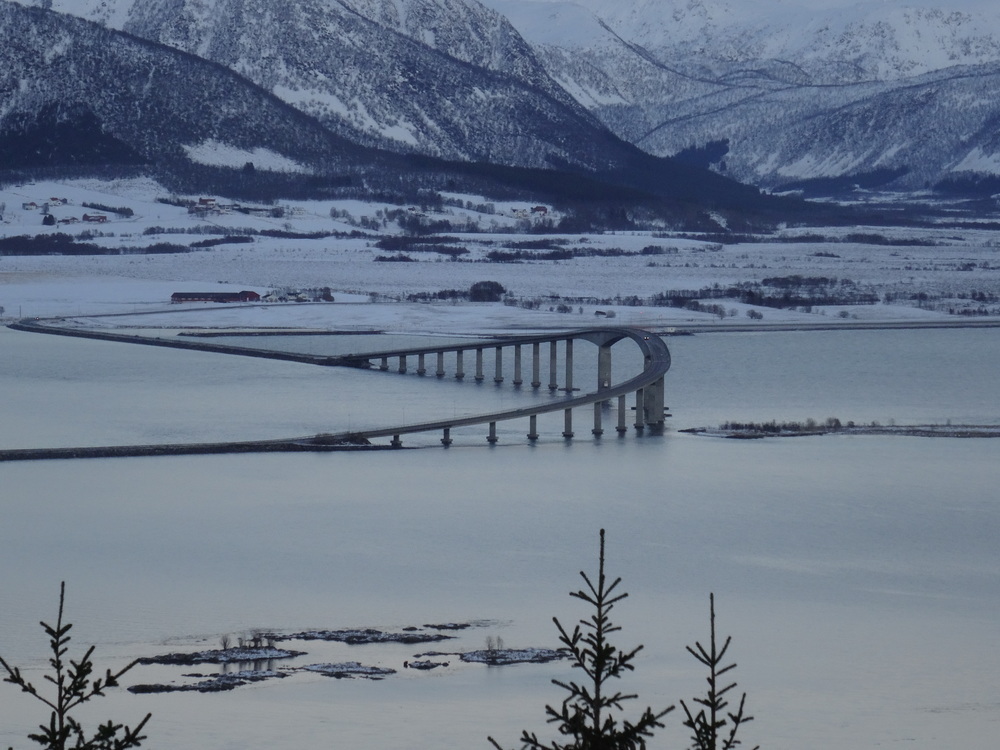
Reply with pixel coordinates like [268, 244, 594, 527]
[616, 394, 628, 434]
[455, 350, 465, 380]
[598, 343, 612, 391]
[494, 346, 504, 383]
[562, 339, 574, 392]
[634, 388, 645, 431]
[441, 427, 452, 446]
[417, 353, 426, 376]
[548, 341, 558, 390]
[398, 355, 407, 374]
[488, 421, 498, 444]
[527, 414, 539, 441]
[513, 345, 523, 386]
[592, 402, 603, 436]
[531, 342, 541, 388]
[643, 376, 665, 429]
[391, 434, 403, 448]
[563, 408, 574, 439]
[380, 356, 389, 371]
[436, 351, 445, 378]
[475, 348, 485, 382]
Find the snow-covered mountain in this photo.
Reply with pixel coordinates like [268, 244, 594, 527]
[487, 0, 1000, 82]
[16, 0, 627, 173]
[482, 0, 1000, 192]
[3, 0, 783, 224]
[0, 2, 368, 175]
[12, 0, 1000, 196]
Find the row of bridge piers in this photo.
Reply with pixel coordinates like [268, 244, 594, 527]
[359, 332, 668, 447]
[426, 388, 663, 447]
[378, 340, 578, 390]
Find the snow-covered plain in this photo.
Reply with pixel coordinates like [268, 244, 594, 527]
[2, 177, 1000, 332]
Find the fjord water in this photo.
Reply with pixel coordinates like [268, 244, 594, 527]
[1, 326, 998, 750]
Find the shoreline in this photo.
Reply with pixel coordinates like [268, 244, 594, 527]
[657, 317, 1000, 335]
[680, 424, 1000, 439]
[0, 435, 384, 463]
[9, 308, 1000, 340]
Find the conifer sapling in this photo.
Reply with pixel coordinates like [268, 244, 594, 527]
[680, 593, 757, 750]
[490, 529, 673, 750]
[0, 582, 151, 750]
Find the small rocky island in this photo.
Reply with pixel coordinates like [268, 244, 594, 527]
[459, 647, 564, 665]
[137, 645, 306, 667]
[273, 627, 457, 644]
[127, 624, 562, 694]
[681, 418, 1000, 439]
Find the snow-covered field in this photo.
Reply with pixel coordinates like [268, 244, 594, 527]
[2, 177, 1000, 332]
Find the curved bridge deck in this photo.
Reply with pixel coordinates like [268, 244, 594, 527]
[336, 327, 670, 445]
[4, 322, 670, 459]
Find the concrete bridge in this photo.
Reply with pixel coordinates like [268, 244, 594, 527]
[333, 327, 670, 446]
[4, 321, 670, 457]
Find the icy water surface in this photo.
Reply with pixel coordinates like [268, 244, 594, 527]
[1, 326, 998, 749]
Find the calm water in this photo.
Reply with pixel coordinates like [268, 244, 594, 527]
[1, 326, 998, 749]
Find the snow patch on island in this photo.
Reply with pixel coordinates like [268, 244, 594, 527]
[460, 647, 564, 665]
[303, 662, 397, 679]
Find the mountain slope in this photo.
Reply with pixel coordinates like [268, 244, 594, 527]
[23, 0, 1000, 194]
[35, 0, 631, 173]
[6, 0, 788, 213]
[483, 0, 1000, 192]
[0, 2, 410, 188]
[487, 0, 1000, 84]
[2, 1, 802, 228]
[593, 63, 1000, 191]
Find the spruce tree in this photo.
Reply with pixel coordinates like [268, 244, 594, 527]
[490, 529, 673, 750]
[0, 582, 151, 750]
[680, 594, 757, 750]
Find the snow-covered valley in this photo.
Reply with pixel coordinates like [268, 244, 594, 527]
[3, 177, 1000, 330]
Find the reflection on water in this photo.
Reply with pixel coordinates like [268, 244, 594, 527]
[1, 326, 998, 750]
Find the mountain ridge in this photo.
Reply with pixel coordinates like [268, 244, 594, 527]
[479, 0, 1000, 192]
[11, 0, 1000, 202]
[2, 0, 792, 223]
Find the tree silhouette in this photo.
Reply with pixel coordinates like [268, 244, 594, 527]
[680, 594, 757, 750]
[0, 582, 151, 750]
[490, 529, 673, 750]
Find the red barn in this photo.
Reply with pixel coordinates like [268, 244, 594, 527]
[171, 290, 261, 303]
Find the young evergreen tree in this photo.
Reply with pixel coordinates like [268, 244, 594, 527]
[490, 529, 673, 750]
[680, 594, 757, 750]
[0, 582, 151, 750]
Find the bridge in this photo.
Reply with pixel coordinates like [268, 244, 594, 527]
[3, 321, 670, 458]
[334, 327, 671, 446]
